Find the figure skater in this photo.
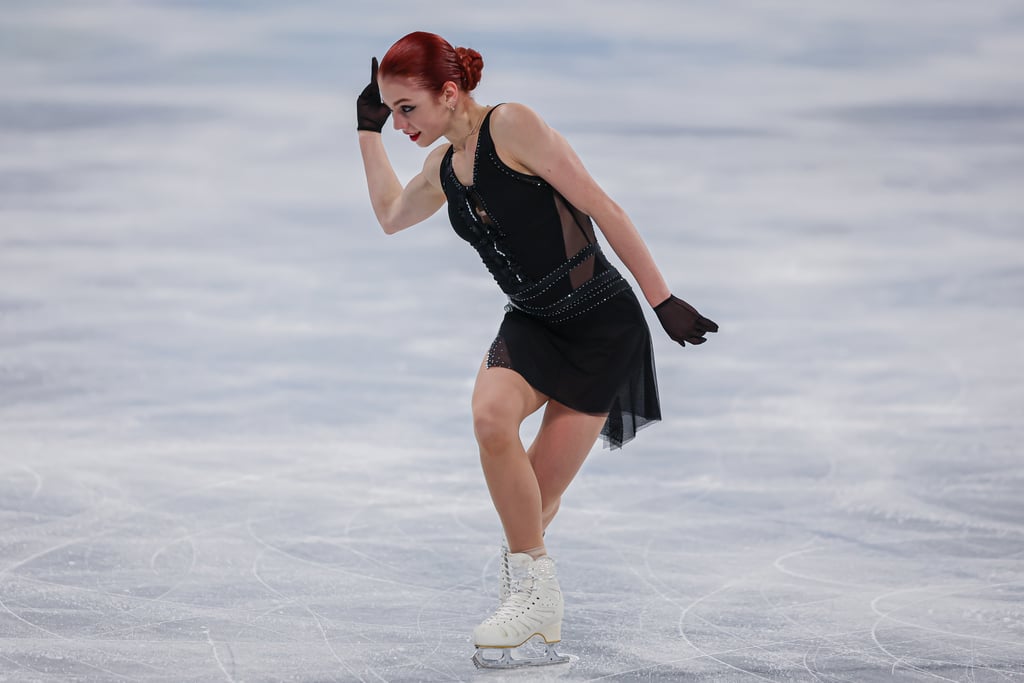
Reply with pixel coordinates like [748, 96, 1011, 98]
[356, 31, 717, 668]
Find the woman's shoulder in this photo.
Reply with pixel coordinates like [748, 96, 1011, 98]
[488, 103, 557, 172]
[490, 102, 549, 137]
[420, 142, 451, 188]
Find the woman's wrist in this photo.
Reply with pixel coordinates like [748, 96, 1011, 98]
[643, 286, 672, 309]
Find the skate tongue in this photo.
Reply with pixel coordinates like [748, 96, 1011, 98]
[506, 552, 534, 569]
[506, 552, 534, 579]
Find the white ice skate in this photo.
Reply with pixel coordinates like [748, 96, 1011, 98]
[497, 535, 542, 603]
[471, 553, 570, 669]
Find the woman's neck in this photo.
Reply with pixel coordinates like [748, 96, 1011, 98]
[449, 102, 490, 153]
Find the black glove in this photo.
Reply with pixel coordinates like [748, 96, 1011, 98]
[357, 57, 391, 132]
[654, 295, 719, 346]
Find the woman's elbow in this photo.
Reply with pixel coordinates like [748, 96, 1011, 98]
[377, 210, 400, 235]
[379, 216, 409, 235]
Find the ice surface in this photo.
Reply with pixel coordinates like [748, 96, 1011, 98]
[2, 1, 1023, 681]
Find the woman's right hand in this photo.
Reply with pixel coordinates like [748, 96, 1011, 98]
[357, 57, 391, 132]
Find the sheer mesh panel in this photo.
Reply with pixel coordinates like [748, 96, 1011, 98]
[553, 192, 596, 289]
[486, 335, 512, 369]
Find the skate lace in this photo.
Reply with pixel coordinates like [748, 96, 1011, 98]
[499, 547, 511, 600]
[484, 575, 533, 624]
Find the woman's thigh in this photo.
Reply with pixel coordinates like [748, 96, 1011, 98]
[470, 359, 548, 439]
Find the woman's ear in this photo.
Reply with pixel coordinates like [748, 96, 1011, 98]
[441, 81, 460, 110]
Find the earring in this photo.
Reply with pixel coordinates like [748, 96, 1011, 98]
[449, 104, 455, 112]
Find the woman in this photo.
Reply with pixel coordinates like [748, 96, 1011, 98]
[356, 31, 717, 668]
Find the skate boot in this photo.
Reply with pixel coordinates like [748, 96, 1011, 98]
[498, 533, 543, 604]
[471, 553, 570, 669]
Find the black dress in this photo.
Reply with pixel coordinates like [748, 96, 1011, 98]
[440, 105, 660, 448]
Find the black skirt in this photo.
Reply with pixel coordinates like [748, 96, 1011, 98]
[486, 287, 661, 449]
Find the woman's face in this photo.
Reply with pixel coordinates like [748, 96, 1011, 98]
[378, 76, 452, 147]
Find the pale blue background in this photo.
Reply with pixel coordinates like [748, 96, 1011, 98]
[1, 1, 1023, 681]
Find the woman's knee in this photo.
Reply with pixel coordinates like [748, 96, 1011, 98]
[471, 366, 546, 454]
[472, 400, 519, 453]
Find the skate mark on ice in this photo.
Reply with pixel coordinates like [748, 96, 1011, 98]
[0, 526, 111, 579]
[245, 517, 427, 591]
[149, 527, 198, 577]
[447, 487, 480, 536]
[672, 566, 879, 681]
[249, 545, 368, 683]
[0, 652, 40, 678]
[1, 466, 268, 582]
[585, 629, 880, 682]
[801, 645, 841, 683]
[0, 584, 159, 680]
[870, 581, 1024, 680]
[93, 518, 269, 636]
[626, 538, 787, 679]
[0, 518, 138, 660]
[248, 518, 452, 683]
[137, 522, 238, 614]
[15, 571, 294, 644]
[870, 585, 994, 682]
[478, 546, 505, 600]
[872, 581, 1024, 650]
[0, 480, 135, 577]
[768, 543, 905, 676]
[772, 544, 868, 589]
[205, 626, 238, 682]
[798, 644, 827, 683]
[677, 589, 776, 682]
[414, 575, 477, 681]
[617, 539, 778, 681]
[302, 530, 411, 578]
[755, 584, 842, 682]
[341, 486, 378, 539]
[754, 581, 888, 679]
[13, 464, 44, 499]
[85, 525, 202, 627]
[0, 589, 71, 643]
[248, 528, 368, 682]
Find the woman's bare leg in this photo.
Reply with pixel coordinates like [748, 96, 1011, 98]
[526, 400, 607, 530]
[471, 360, 548, 554]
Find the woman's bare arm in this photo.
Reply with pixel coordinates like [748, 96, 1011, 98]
[359, 131, 447, 234]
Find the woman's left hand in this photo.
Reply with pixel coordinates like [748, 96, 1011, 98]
[654, 295, 719, 346]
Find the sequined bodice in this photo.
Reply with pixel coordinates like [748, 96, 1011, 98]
[442, 153, 530, 294]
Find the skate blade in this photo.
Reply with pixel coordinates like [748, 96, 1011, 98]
[472, 641, 572, 669]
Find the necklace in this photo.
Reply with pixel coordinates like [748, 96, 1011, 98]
[453, 106, 489, 153]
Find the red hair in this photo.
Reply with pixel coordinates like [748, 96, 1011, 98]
[379, 31, 483, 94]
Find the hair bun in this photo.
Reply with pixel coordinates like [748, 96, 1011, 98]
[455, 46, 483, 92]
